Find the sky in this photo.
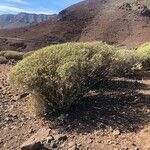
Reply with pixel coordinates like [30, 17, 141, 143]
[0, 0, 82, 15]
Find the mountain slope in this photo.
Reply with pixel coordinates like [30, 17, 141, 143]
[0, 0, 150, 51]
[0, 13, 56, 29]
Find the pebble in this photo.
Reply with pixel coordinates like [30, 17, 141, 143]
[68, 141, 76, 148]
[87, 139, 93, 144]
[54, 134, 68, 141]
[50, 141, 57, 148]
[12, 95, 20, 101]
[46, 136, 54, 143]
[29, 128, 35, 134]
[113, 129, 121, 138]
[69, 144, 79, 150]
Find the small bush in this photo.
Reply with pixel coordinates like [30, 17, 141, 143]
[137, 42, 150, 69]
[9, 42, 141, 115]
[0, 51, 24, 61]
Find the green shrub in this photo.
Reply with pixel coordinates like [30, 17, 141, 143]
[137, 42, 150, 69]
[110, 50, 142, 77]
[0, 51, 24, 61]
[8, 42, 141, 115]
[9, 42, 118, 114]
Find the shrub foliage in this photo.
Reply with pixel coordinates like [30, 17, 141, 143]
[110, 50, 142, 76]
[137, 42, 150, 69]
[9, 42, 141, 115]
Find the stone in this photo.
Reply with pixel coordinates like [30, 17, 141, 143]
[46, 136, 54, 143]
[108, 127, 113, 132]
[69, 144, 79, 150]
[12, 95, 20, 101]
[50, 141, 57, 148]
[87, 139, 93, 144]
[20, 93, 28, 99]
[68, 141, 76, 148]
[113, 129, 121, 138]
[29, 128, 35, 134]
[5, 117, 12, 122]
[21, 141, 42, 150]
[11, 113, 17, 118]
[54, 134, 67, 141]
[107, 140, 112, 145]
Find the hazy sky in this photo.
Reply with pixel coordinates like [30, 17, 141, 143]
[0, 0, 82, 14]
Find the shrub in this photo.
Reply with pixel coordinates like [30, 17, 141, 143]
[9, 42, 118, 114]
[110, 50, 142, 77]
[137, 42, 150, 69]
[8, 42, 141, 115]
[0, 51, 24, 61]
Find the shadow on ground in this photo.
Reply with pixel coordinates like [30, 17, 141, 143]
[46, 79, 150, 134]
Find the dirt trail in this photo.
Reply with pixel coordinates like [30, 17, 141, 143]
[0, 64, 150, 150]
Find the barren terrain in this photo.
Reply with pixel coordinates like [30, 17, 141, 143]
[0, 64, 149, 150]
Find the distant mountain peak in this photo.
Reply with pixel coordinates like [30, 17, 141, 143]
[0, 0, 150, 51]
[0, 12, 57, 29]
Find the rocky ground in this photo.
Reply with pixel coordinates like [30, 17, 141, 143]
[0, 64, 150, 150]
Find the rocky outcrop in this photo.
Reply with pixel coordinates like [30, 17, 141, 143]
[119, 2, 150, 17]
